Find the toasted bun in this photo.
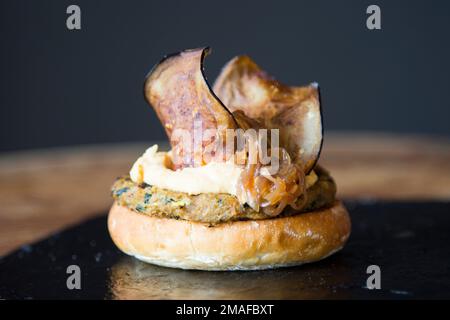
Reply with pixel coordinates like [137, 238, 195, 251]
[108, 201, 350, 271]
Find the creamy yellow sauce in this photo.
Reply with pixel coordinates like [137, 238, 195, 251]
[130, 144, 318, 201]
[130, 145, 243, 196]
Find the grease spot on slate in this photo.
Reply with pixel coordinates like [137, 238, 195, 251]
[94, 252, 103, 263]
[20, 245, 33, 253]
[390, 289, 412, 296]
[394, 230, 415, 239]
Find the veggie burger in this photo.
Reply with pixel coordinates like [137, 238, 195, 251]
[108, 48, 351, 271]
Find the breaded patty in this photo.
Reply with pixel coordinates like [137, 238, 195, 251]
[111, 166, 336, 225]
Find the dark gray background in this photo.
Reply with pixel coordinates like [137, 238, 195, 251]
[1, 0, 449, 152]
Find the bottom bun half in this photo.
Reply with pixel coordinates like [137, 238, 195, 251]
[108, 201, 351, 271]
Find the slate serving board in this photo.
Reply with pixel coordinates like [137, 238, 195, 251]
[1, 201, 450, 299]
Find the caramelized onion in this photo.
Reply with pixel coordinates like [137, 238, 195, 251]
[237, 146, 307, 217]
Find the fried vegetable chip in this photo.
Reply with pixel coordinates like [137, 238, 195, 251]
[144, 48, 237, 169]
[213, 56, 322, 174]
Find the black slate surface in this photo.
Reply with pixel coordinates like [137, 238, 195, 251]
[1, 201, 450, 299]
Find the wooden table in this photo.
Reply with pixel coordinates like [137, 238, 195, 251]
[1, 132, 450, 256]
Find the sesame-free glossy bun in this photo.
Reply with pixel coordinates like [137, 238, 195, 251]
[108, 201, 350, 271]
